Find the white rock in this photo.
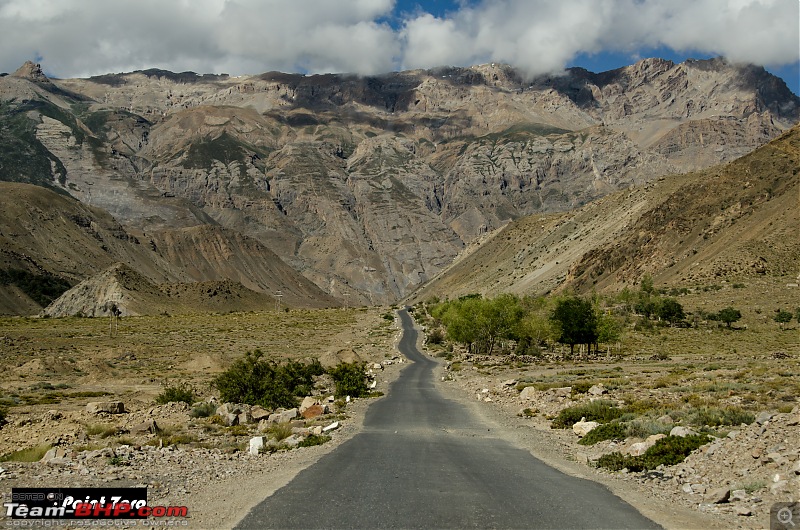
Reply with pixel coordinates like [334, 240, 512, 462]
[669, 426, 697, 437]
[519, 386, 538, 402]
[588, 384, 607, 396]
[572, 418, 600, 437]
[322, 421, 340, 433]
[299, 397, 317, 413]
[249, 437, 265, 456]
[86, 401, 125, 414]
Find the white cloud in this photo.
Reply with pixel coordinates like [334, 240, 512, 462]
[0, 0, 796, 78]
[401, 0, 800, 78]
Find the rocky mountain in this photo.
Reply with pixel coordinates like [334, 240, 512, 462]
[1, 58, 797, 305]
[42, 262, 280, 317]
[0, 183, 335, 314]
[410, 124, 800, 301]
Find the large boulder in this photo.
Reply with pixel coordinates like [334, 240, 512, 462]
[86, 402, 125, 414]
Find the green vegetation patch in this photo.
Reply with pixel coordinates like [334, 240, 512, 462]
[212, 349, 325, 409]
[155, 383, 195, 405]
[0, 444, 52, 462]
[578, 422, 627, 446]
[596, 434, 711, 471]
[0, 268, 72, 307]
[551, 399, 623, 429]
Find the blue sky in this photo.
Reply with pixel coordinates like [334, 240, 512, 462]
[0, 0, 797, 95]
[388, 0, 799, 94]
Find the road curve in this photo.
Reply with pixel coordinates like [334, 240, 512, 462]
[236, 309, 661, 529]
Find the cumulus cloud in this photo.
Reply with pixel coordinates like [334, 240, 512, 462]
[401, 0, 800, 78]
[0, 0, 796, 78]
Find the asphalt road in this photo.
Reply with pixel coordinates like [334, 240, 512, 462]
[236, 309, 661, 529]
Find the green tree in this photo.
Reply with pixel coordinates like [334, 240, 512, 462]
[550, 296, 598, 355]
[655, 298, 685, 325]
[795, 307, 800, 322]
[597, 312, 622, 349]
[774, 309, 793, 330]
[474, 294, 524, 354]
[716, 307, 742, 329]
[328, 362, 369, 398]
[515, 311, 558, 354]
[639, 274, 654, 295]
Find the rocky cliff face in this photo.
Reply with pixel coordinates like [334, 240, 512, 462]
[1, 58, 797, 304]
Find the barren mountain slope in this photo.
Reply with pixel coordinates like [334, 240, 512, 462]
[410, 124, 800, 300]
[43, 263, 280, 317]
[149, 225, 338, 308]
[2, 58, 798, 304]
[0, 183, 337, 314]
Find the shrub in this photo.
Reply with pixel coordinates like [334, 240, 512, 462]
[86, 424, 120, 438]
[596, 434, 711, 471]
[0, 444, 52, 462]
[570, 381, 594, 395]
[298, 434, 331, 447]
[155, 383, 195, 405]
[190, 402, 217, 418]
[625, 419, 672, 439]
[328, 362, 369, 398]
[266, 422, 293, 442]
[578, 422, 627, 446]
[0, 406, 6, 426]
[427, 328, 445, 344]
[716, 307, 742, 328]
[212, 350, 325, 409]
[551, 400, 623, 429]
[686, 406, 754, 427]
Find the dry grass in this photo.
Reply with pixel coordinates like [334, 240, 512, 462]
[0, 307, 394, 409]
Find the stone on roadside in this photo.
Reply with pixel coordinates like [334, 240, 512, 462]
[283, 435, 303, 448]
[705, 488, 730, 504]
[216, 403, 243, 417]
[221, 413, 239, 427]
[302, 404, 324, 419]
[573, 417, 599, 437]
[250, 406, 271, 421]
[588, 384, 607, 396]
[625, 434, 666, 456]
[310, 426, 323, 436]
[322, 421, 340, 433]
[730, 489, 748, 502]
[552, 387, 572, 398]
[249, 436, 265, 456]
[237, 410, 253, 425]
[279, 408, 298, 423]
[656, 414, 674, 424]
[86, 401, 125, 414]
[299, 397, 318, 413]
[40, 447, 70, 464]
[736, 506, 753, 516]
[755, 411, 773, 425]
[669, 426, 697, 437]
[519, 386, 538, 402]
[130, 419, 160, 435]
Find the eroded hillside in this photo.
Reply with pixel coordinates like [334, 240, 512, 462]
[411, 125, 800, 300]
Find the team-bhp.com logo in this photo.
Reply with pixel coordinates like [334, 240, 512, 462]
[4, 488, 187, 520]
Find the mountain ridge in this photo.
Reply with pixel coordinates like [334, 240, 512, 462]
[1, 57, 798, 306]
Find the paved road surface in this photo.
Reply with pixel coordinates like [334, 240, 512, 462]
[237, 309, 660, 529]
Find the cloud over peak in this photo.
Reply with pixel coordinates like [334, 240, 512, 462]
[0, 0, 796, 79]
